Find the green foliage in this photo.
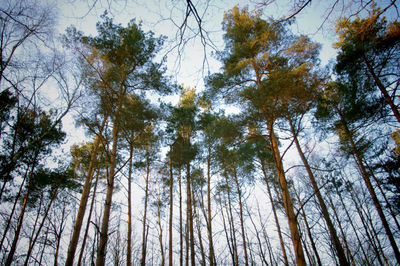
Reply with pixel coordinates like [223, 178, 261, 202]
[334, 9, 400, 118]
[28, 168, 79, 206]
[0, 108, 66, 182]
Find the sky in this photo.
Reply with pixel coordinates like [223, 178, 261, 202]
[56, 0, 340, 89]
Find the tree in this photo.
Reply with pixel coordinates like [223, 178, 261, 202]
[335, 9, 400, 123]
[207, 6, 308, 264]
[315, 79, 400, 264]
[167, 87, 199, 266]
[64, 13, 171, 266]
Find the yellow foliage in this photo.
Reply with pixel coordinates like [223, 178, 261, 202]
[179, 87, 196, 107]
[392, 129, 400, 156]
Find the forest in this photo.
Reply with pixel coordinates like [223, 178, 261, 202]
[0, 0, 400, 265]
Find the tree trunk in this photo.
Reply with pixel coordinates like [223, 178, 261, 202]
[220, 194, 235, 265]
[5, 175, 32, 266]
[341, 116, 400, 264]
[0, 170, 28, 253]
[362, 53, 400, 124]
[168, 151, 174, 266]
[186, 162, 196, 266]
[54, 199, 67, 266]
[206, 145, 215, 266]
[77, 171, 100, 266]
[266, 119, 306, 266]
[246, 203, 268, 265]
[293, 186, 323, 266]
[193, 192, 206, 266]
[233, 169, 249, 266]
[127, 144, 134, 266]
[95, 114, 120, 266]
[24, 186, 59, 266]
[288, 117, 349, 266]
[178, 168, 183, 266]
[157, 199, 165, 266]
[260, 158, 289, 265]
[141, 155, 151, 266]
[65, 115, 108, 266]
[330, 185, 368, 266]
[225, 176, 239, 266]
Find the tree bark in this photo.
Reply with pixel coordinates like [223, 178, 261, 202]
[5, 177, 32, 266]
[233, 169, 249, 266]
[65, 115, 108, 266]
[168, 151, 174, 266]
[362, 53, 400, 124]
[141, 155, 151, 266]
[288, 117, 349, 266]
[266, 119, 306, 266]
[95, 113, 120, 266]
[186, 162, 196, 266]
[206, 145, 215, 266]
[259, 158, 289, 265]
[127, 143, 134, 266]
[341, 116, 400, 264]
[178, 168, 183, 266]
[78, 171, 99, 266]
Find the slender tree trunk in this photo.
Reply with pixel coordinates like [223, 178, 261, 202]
[39, 224, 49, 265]
[362, 54, 400, 124]
[266, 119, 306, 266]
[157, 199, 165, 266]
[246, 203, 268, 265]
[185, 220, 189, 266]
[77, 171, 100, 266]
[193, 192, 206, 266]
[341, 116, 400, 264]
[330, 185, 369, 266]
[0, 170, 28, 253]
[178, 168, 183, 266]
[220, 195, 235, 265]
[65, 115, 108, 266]
[141, 155, 151, 266]
[349, 184, 387, 265]
[96, 114, 120, 266]
[233, 169, 249, 266]
[225, 177, 239, 266]
[293, 186, 323, 266]
[288, 117, 349, 266]
[256, 201, 277, 265]
[5, 175, 32, 266]
[54, 199, 67, 266]
[259, 158, 289, 265]
[24, 187, 59, 266]
[186, 161, 196, 266]
[168, 151, 174, 266]
[206, 145, 215, 266]
[127, 144, 134, 266]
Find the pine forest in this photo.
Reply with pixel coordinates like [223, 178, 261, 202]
[1, 0, 400, 265]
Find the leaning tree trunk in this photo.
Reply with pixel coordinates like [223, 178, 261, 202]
[96, 113, 121, 266]
[259, 158, 289, 265]
[65, 115, 108, 266]
[288, 117, 349, 266]
[178, 168, 183, 266]
[206, 145, 216, 266]
[168, 152, 174, 266]
[78, 171, 100, 266]
[362, 54, 400, 124]
[186, 161, 196, 266]
[127, 142, 134, 266]
[266, 118, 306, 266]
[141, 155, 151, 266]
[340, 114, 400, 264]
[233, 169, 249, 266]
